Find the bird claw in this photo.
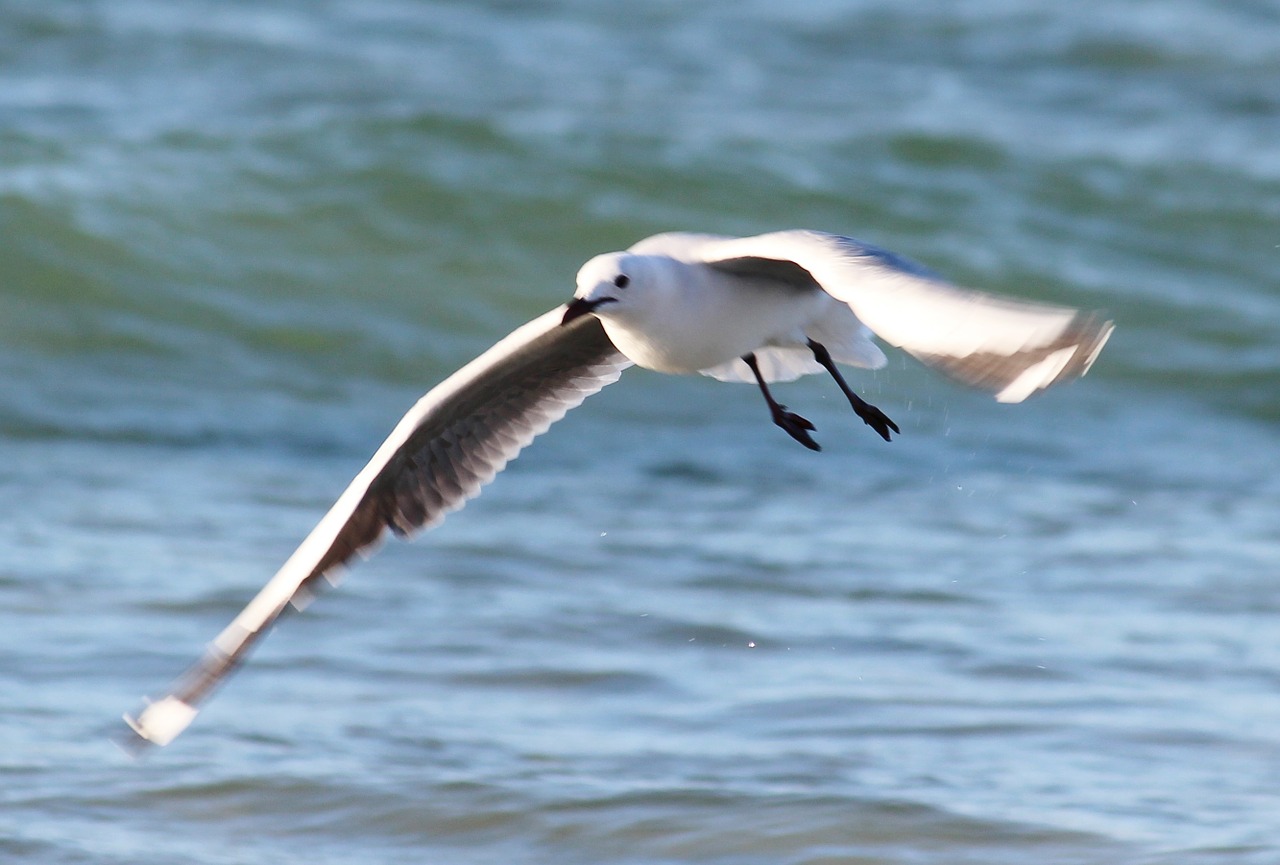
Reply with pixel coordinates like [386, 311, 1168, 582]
[855, 403, 899, 442]
[772, 405, 821, 451]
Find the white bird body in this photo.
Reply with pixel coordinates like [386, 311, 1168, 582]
[123, 228, 1113, 750]
[575, 251, 844, 375]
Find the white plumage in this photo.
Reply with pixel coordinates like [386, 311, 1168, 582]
[123, 229, 1111, 750]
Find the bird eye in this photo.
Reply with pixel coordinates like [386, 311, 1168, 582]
[613, 274, 630, 288]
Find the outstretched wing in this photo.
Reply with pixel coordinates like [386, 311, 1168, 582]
[123, 308, 630, 749]
[695, 230, 1114, 402]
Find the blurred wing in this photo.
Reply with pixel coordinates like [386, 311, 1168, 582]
[697, 231, 1113, 402]
[123, 308, 630, 749]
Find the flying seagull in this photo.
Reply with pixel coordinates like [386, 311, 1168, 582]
[123, 229, 1112, 749]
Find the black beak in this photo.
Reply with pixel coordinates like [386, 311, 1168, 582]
[560, 296, 616, 326]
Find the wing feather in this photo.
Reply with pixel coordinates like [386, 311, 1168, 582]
[693, 230, 1113, 401]
[123, 308, 630, 748]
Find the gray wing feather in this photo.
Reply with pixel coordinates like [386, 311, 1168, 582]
[906, 308, 1112, 397]
[693, 230, 1113, 402]
[123, 308, 630, 748]
[704, 256, 823, 291]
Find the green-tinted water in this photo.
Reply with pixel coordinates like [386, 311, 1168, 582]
[3, 2, 1278, 863]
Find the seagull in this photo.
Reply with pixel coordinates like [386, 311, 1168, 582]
[122, 229, 1112, 749]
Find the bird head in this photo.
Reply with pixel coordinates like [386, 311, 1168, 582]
[562, 252, 647, 326]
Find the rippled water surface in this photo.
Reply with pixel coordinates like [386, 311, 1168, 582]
[3, 2, 1279, 863]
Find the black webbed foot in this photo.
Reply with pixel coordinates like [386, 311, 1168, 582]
[771, 404, 821, 451]
[807, 338, 899, 444]
[743, 352, 823, 452]
[853, 400, 899, 442]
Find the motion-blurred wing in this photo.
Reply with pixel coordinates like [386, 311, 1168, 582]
[697, 231, 1113, 402]
[123, 308, 630, 749]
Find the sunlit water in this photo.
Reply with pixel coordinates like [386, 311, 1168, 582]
[3, 2, 1279, 863]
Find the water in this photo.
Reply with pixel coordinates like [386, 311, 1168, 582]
[3, 1, 1279, 862]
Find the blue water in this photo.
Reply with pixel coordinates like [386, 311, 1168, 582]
[3, 2, 1279, 863]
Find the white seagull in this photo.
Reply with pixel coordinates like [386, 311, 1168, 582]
[123, 229, 1112, 749]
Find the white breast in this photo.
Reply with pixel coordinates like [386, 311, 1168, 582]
[599, 263, 829, 373]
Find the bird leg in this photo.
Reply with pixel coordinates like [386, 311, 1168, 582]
[807, 339, 899, 442]
[742, 353, 821, 451]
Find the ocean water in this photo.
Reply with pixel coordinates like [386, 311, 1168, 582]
[3, 1, 1279, 863]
